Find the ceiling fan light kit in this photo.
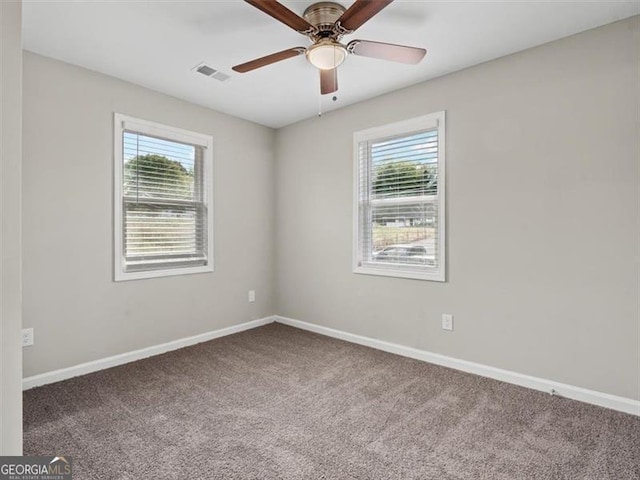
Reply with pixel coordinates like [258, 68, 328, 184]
[233, 0, 426, 95]
[306, 39, 347, 70]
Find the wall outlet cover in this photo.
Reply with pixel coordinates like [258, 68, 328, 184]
[22, 328, 34, 347]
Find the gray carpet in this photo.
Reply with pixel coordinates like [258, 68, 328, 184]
[24, 323, 639, 479]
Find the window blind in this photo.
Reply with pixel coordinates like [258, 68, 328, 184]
[121, 131, 208, 272]
[357, 127, 441, 275]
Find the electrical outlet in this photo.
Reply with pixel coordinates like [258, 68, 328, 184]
[22, 328, 34, 347]
[442, 314, 453, 331]
[248, 290, 256, 303]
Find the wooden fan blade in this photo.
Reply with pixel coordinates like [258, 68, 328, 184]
[245, 0, 315, 34]
[337, 0, 394, 32]
[347, 40, 426, 64]
[233, 47, 306, 73]
[320, 68, 338, 95]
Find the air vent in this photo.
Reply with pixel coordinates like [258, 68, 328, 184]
[196, 64, 216, 76]
[192, 62, 230, 82]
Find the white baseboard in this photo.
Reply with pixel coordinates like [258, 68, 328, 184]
[274, 316, 640, 416]
[22, 316, 276, 390]
[23, 314, 639, 416]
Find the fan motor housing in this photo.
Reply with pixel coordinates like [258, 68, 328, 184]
[304, 2, 346, 35]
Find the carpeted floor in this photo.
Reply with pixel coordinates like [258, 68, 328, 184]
[24, 323, 639, 479]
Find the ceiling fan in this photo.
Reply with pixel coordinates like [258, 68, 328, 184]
[232, 0, 427, 95]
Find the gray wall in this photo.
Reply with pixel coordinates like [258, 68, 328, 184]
[22, 52, 276, 377]
[1, 0, 23, 454]
[275, 18, 639, 400]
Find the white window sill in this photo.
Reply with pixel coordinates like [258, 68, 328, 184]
[114, 264, 213, 282]
[353, 265, 445, 282]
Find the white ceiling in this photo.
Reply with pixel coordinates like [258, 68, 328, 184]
[22, 0, 638, 128]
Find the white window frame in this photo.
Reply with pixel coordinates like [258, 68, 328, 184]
[113, 113, 214, 281]
[353, 112, 446, 282]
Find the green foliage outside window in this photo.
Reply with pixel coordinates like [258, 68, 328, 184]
[372, 161, 437, 198]
[124, 154, 194, 199]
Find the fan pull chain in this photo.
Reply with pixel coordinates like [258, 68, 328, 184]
[318, 93, 323, 117]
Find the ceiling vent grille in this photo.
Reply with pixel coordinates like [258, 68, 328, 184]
[196, 64, 216, 76]
[192, 62, 230, 82]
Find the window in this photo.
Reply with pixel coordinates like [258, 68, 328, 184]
[114, 114, 213, 281]
[353, 112, 445, 282]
